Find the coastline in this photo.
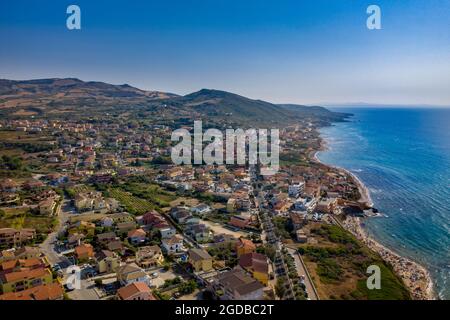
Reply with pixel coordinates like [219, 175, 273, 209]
[312, 135, 435, 300]
[342, 215, 435, 300]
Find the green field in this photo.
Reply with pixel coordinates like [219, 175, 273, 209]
[0, 207, 57, 235]
[119, 183, 176, 208]
[65, 184, 94, 198]
[107, 188, 154, 215]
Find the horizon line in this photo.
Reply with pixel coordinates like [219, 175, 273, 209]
[2, 76, 450, 109]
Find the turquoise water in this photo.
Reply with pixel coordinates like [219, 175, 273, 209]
[317, 107, 450, 299]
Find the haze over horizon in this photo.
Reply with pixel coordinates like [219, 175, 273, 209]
[1, 0, 449, 106]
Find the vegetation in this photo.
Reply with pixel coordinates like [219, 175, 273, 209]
[120, 182, 176, 208]
[272, 216, 292, 239]
[178, 280, 198, 295]
[207, 243, 238, 267]
[106, 188, 154, 215]
[0, 207, 57, 243]
[298, 224, 411, 300]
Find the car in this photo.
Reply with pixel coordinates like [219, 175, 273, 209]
[151, 272, 159, 278]
[52, 264, 62, 271]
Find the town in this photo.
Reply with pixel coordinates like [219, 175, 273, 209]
[0, 88, 429, 301]
[2, 0, 448, 308]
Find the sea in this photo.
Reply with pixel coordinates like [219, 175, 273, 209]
[316, 107, 450, 299]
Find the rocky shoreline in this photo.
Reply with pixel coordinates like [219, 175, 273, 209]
[312, 136, 435, 300]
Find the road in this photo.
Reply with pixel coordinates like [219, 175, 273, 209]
[251, 166, 320, 300]
[39, 198, 72, 265]
[286, 247, 319, 300]
[38, 197, 100, 300]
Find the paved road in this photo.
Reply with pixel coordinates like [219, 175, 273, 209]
[286, 247, 319, 300]
[38, 197, 101, 300]
[39, 198, 72, 265]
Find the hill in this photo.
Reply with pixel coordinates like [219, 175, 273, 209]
[0, 78, 177, 112]
[0, 78, 349, 126]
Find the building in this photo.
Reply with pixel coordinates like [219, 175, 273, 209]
[235, 238, 256, 257]
[116, 263, 150, 286]
[38, 197, 58, 216]
[0, 267, 53, 293]
[288, 182, 305, 198]
[227, 198, 237, 213]
[107, 240, 125, 254]
[67, 233, 85, 248]
[289, 212, 307, 230]
[95, 250, 120, 273]
[0, 228, 36, 247]
[127, 228, 147, 245]
[158, 226, 176, 239]
[184, 223, 211, 243]
[142, 211, 166, 227]
[100, 217, 114, 228]
[295, 230, 308, 243]
[188, 248, 213, 272]
[0, 257, 46, 274]
[191, 203, 212, 216]
[161, 235, 184, 255]
[0, 283, 64, 300]
[170, 208, 192, 224]
[0, 247, 41, 263]
[74, 243, 94, 261]
[238, 252, 269, 285]
[208, 268, 264, 300]
[97, 232, 117, 245]
[117, 282, 156, 300]
[230, 215, 251, 229]
[135, 245, 164, 269]
[68, 221, 95, 237]
[116, 222, 137, 234]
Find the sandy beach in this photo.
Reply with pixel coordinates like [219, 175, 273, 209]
[312, 140, 435, 300]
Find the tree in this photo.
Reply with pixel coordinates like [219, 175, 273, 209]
[179, 280, 198, 294]
[1, 155, 23, 170]
[275, 278, 286, 298]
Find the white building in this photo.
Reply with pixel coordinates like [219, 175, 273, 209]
[288, 182, 305, 198]
[161, 235, 185, 255]
[159, 226, 176, 239]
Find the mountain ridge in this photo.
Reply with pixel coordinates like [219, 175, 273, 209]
[0, 78, 349, 125]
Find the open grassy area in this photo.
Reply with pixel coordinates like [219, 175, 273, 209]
[0, 206, 57, 235]
[106, 188, 154, 215]
[65, 184, 94, 198]
[297, 223, 411, 300]
[119, 182, 176, 208]
[68, 213, 107, 223]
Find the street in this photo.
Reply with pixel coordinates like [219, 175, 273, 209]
[286, 247, 319, 300]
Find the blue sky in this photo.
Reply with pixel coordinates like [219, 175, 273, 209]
[1, 0, 449, 106]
